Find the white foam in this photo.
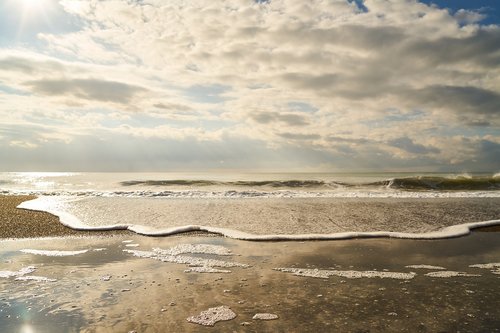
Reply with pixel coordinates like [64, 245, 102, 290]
[425, 271, 481, 278]
[7, 188, 500, 198]
[252, 313, 279, 320]
[0, 266, 55, 282]
[17, 197, 500, 241]
[187, 305, 237, 326]
[275, 268, 416, 280]
[154, 244, 233, 256]
[124, 245, 249, 273]
[469, 263, 500, 275]
[15, 276, 57, 282]
[125, 244, 140, 247]
[0, 266, 36, 278]
[469, 263, 500, 269]
[20, 249, 88, 256]
[405, 265, 446, 270]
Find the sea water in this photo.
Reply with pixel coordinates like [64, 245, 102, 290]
[1, 172, 499, 240]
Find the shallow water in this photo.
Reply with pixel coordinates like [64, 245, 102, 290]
[1, 232, 499, 332]
[18, 196, 500, 240]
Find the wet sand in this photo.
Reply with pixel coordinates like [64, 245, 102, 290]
[1, 233, 500, 332]
[0, 196, 499, 332]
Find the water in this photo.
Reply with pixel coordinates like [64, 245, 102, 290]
[2, 172, 500, 240]
[1, 171, 499, 197]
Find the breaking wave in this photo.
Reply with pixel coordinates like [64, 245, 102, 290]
[120, 176, 500, 191]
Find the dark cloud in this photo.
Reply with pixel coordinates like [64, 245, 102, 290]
[387, 137, 440, 155]
[411, 85, 500, 116]
[402, 29, 500, 68]
[250, 111, 309, 126]
[153, 102, 192, 111]
[326, 136, 370, 145]
[24, 78, 147, 104]
[278, 132, 321, 140]
[280, 73, 339, 92]
[0, 56, 65, 74]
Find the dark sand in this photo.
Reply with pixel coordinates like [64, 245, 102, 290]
[0, 195, 129, 238]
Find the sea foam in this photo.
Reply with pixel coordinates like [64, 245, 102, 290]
[124, 244, 249, 273]
[20, 249, 88, 256]
[274, 268, 416, 280]
[187, 306, 237, 326]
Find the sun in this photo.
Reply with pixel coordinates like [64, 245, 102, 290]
[20, 0, 46, 11]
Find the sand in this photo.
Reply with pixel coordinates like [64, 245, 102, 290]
[0, 195, 125, 238]
[1, 232, 500, 332]
[1, 195, 499, 332]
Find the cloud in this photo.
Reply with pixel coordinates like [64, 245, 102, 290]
[0, 0, 499, 171]
[387, 137, 440, 155]
[412, 85, 500, 117]
[24, 78, 148, 104]
[249, 111, 310, 127]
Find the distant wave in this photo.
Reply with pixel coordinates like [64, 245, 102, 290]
[378, 176, 500, 191]
[120, 176, 500, 191]
[120, 179, 337, 188]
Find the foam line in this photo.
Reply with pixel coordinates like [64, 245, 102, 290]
[17, 197, 500, 241]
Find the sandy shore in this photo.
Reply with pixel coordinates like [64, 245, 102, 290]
[4, 195, 500, 239]
[0, 195, 129, 238]
[1, 232, 500, 332]
[1, 196, 500, 332]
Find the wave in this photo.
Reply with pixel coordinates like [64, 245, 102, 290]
[120, 179, 337, 188]
[119, 176, 500, 191]
[380, 176, 500, 191]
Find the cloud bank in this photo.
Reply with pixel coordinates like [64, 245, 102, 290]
[0, 0, 499, 171]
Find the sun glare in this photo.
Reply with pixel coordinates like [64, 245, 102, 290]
[21, 0, 45, 11]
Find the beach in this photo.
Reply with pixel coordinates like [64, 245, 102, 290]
[1, 195, 500, 332]
[0, 196, 129, 239]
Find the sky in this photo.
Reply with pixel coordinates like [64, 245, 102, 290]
[0, 0, 499, 172]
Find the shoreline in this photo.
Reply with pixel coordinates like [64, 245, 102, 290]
[2, 194, 499, 241]
[0, 195, 130, 239]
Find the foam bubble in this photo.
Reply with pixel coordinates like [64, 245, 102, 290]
[0, 266, 36, 278]
[252, 313, 279, 320]
[0, 266, 56, 282]
[187, 305, 236, 326]
[469, 263, 500, 269]
[20, 249, 88, 256]
[275, 268, 416, 280]
[124, 244, 249, 273]
[425, 271, 481, 278]
[154, 244, 233, 256]
[405, 265, 446, 270]
[469, 263, 500, 275]
[15, 276, 57, 282]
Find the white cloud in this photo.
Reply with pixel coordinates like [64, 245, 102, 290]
[0, 0, 498, 171]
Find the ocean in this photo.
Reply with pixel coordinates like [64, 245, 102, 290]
[1, 172, 499, 240]
[1, 172, 500, 332]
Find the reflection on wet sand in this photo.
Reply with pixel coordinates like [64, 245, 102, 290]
[1, 231, 499, 332]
